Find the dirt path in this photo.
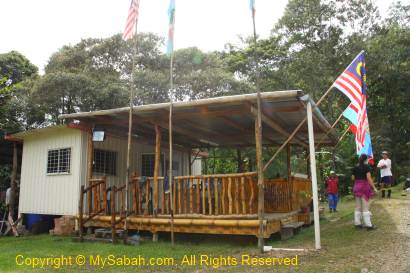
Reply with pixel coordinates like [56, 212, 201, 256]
[378, 197, 410, 273]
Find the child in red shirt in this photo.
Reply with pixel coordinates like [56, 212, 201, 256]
[326, 170, 339, 212]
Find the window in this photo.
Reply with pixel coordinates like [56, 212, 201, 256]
[47, 148, 71, 174]
[141, 154, 165, 177]
[141, 154, 155, 177]
[93, 149, 117, 176]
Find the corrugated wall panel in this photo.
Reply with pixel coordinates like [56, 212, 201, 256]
[18, 128, 83, 216]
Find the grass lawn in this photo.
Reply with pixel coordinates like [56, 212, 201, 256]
[1, 184, 409, 273]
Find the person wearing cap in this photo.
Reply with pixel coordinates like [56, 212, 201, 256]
[377, 151, 393, 198]
[352, 154, 378, 230]
[326, 170, 339, 212]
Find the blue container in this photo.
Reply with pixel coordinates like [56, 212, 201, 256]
[25, 214, 52, 230]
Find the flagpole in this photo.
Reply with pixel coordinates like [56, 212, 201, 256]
[249, 0, 264, 253]
[263, 50, 365, 172]
[169, 52, 175, 247]
[123, 0, 140, 244]
[167, 0, 176, 247]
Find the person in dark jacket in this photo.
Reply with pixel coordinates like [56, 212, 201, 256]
[352, 154, 378, 230]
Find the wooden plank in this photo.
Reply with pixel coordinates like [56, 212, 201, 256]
[78, 186, 84, 240]
[207, 178, 212, 215]
[160, 178, 165, 214]
[102, 181, 107, 215]
[241, 176, 246, 214]
[221, 177, 226, 215]
[228, 177, 232, 214]
[196, 178, 200, 213]
[87, 129, 93, 183]
[111, 186, 116, 243]
[137, 179, 142, 214]
[202, 178, 206, 214]
[214, 178, 219, 215]
[248, 171, 255, 214]
[189, 178, 193, 214]
[178, 178, 182, 214]
[145, 178, 150, 215]
[234, 177, 239, 214]
[184, 178, 188, 214]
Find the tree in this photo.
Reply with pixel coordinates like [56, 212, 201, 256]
[0, 51, 38, 132]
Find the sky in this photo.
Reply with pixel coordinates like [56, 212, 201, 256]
[0, 0, 395, 72]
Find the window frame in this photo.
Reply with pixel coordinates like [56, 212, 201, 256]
[92, 148, 118, 176]
[46, 147, 72, 175]
[141, 153, 165, 177]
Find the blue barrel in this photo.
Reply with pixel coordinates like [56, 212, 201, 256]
[25, 214, 52, 230]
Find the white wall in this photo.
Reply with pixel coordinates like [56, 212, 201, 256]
[18, 127, 84, 216]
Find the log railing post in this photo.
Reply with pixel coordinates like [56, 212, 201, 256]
[111, 185, 116, 243]
[202, 178, 206, 214]
[189, 178, 193, 213]
[145, 178, 150, 215]
[221, 177, 226, 215]
[214, 178, 219, 215]
[196, 178, 200, 213]
[78, 186, 84, 241]
[234, 177, 239, 214]
[228, 177, 232, 214]
[207, 178, 212, 215]
[241, 176, 246, 214]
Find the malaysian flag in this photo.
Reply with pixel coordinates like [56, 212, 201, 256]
[335, 52, 374, 162]
[122, 0, 140, 41]
[166, 0, 175, 56]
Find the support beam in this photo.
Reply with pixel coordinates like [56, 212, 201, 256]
[153, 125, 161, 216]
[87, 129, 94, 183]
[307, 101, 321, 250]
[250, 106, 308, 147]
[254, 113, 264, 252]
[286, 144, 291, 180]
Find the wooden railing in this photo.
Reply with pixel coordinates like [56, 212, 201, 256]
[78, 174, 312, 240]
[78, 177, 107, 240]
[173, 172, 257, 216]
[264, 176, 312, 213]
[127, 172, 258, 217]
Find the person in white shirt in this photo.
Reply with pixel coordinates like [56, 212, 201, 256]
[377, 151, 393, 198]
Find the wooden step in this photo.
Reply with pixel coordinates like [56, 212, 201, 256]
[282, 221, 304, 229]
[280, 221, 305, 240]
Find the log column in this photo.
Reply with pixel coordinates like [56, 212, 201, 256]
[254, 110, 264, 251]
[87, 129, 94, 215]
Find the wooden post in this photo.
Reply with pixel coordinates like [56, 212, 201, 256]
[87, 130, 93, 215]
[111, 186, 116, 244]
[202, 178, 206, 214]
[241, 176, 246, 214]
[87, 130, 93, 183]
[8, 143, 17, 231]
[307, 101, 321, 250]
[79, 185, 84, 241]
[153, 125, 161, 216]
[287, 144, 292, 211]
[255, 111, 265, 252]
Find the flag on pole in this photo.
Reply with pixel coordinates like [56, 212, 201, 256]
[249, 0, 255, 16]
[335, 52, 374, 163]
[122, 0, 140, 41]
[166, 0, 175, 56]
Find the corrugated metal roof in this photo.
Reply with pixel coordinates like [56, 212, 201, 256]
[18, 90, 337, 148]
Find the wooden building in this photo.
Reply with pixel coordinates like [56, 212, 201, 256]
[10, 90, 336, 248]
